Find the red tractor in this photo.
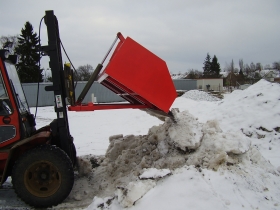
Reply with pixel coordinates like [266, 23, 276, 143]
[0, 12, 76, 207]
[0, 50, 76, 208]
[0, 10, 176, 208]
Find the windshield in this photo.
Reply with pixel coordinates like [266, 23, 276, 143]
[0, 73, 8, 98]
[5, 62, 29, 113]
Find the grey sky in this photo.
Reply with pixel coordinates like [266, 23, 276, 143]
[1, 0, 279, 73]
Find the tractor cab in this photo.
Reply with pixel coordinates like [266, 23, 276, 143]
[0, 47, 74, 208]
[0, 50, 36, 148]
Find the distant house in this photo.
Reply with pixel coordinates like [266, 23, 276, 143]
[196, 78, 223, 92]
[274, 78, 280, 83]
[224, 72, 244, 87]
[257, 69, 279, 82]
[220, 71, 236, 86]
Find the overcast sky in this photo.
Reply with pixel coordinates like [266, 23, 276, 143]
[1, 0, 279, 74]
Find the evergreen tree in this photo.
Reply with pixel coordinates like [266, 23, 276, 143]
[203, 53, 211, 78]
[210, 55, 221, 78]
[15, 22, 42, 83]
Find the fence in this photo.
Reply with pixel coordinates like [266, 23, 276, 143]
[22, 82, 124, 107]
[172, 79, 196, 90]
[22, 79, 197, 107]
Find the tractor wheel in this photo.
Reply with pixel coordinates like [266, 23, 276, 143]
[12, 144, 74, 208]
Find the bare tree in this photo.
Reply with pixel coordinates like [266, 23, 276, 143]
[187, 69, 202, 79]
[223, 63, 228, 72]
[256, 62, 262, 71]
[0, 35, 18, 53]
[272, 61, 280, 77]
[272, 61, 280, 70]
[75, 64, 94, 81]
[224, 60, 235, 73]
[239, 59, 244, 72]
[230, 60, 235, 73]
[250, 62, 256, 71]
[264, 64, 271, 69]
[244, 63, 255, 79]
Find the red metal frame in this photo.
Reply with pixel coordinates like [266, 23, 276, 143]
[0, 58, 23, 176]
[68, 33, 177, 113]
[0, 58, 52, 183]
[68, 103, 149, 111]
[0, 58, 21, 148]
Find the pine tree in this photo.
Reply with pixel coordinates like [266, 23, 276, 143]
[203, 53, 211, 78]
[15, 22, 42, 83]
[210, 55, 221, 78]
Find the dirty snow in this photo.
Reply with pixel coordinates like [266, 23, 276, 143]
[1, 79, 280, 210]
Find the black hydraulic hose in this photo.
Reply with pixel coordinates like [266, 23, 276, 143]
[59, 39, 78, 89]
[35, 16, 44, 119]
[101, 35, 118, 64]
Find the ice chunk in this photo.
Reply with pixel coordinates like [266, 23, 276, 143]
[139, 168, 171, 179]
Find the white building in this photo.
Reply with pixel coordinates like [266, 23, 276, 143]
[196, 78, 223, 92]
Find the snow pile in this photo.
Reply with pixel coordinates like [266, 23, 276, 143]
[22, 79, 280, 210]
[66, 109, 275, 209]
[219, 79, 280, 134]
[174, 79, 280, 167]
[186, 119, 251, 171]
[102, 109, 251, 179]
[182, 90, 220, 101]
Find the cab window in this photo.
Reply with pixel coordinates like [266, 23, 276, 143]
[0, 71, 13, 115]
[5, 62, 29, 114]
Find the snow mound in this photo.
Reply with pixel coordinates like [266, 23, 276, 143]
[182, 90, 220, 101]
[67, 109, 274, 209]
[173, 80, 280, 168]
[33, 79, 280, 210]
[221, 79, 280, 133]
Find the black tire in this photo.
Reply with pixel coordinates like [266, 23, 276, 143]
[12, 144, 74, 208]
[70, 142, 77, 166]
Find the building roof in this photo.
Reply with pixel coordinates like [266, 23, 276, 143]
[257, 69, 279, 78]
[220, 71, 228, 78]
[196, 78, 223, 80]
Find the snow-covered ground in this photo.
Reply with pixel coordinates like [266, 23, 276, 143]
[171, 73, 188, 79]
[2, 79, 280, 209]
[182, 89, 221, 101]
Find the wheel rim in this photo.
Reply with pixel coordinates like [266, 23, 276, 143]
[24, 161, 61, 197]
